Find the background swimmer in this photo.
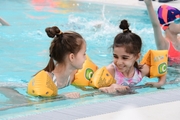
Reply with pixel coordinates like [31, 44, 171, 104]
[144, 0, 180, 66]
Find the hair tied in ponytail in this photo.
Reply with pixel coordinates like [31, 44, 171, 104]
[123, 29, 128, 32]
[56, 31, 63, 39]
[58, 31, 63, 35]
[49, 54, 52, 58]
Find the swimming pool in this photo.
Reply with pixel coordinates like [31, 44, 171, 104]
[0, 0, 180, 119]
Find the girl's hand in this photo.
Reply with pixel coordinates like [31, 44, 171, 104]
[99, 84, 119, 94]
[99, 86, 116, 94]
[115, 85, 130, 93]
[99, 84, 130, 94]
[145, 82, 162, 88]
[64, 92, 80, 99]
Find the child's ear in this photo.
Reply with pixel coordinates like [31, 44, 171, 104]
[69, 53, 75, 62]
[136, 53, 141, 60]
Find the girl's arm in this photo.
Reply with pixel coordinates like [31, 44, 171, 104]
[140, 64, 150, 78]
[106, 64, 115, 77]
[0, 17, 10, 26]
[144, 0, 168, 50]
[145, 75, 166, 88]
[141, 64, 166, 88]
[99, 64, 130, 94]
[99, 84, 129, 94]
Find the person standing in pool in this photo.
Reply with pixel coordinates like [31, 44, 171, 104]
[27, 26, 87, 98]
[99, 20, 166, 94]
[144, 0, 180, 66]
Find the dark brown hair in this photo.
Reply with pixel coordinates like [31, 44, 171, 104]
[112, 19, 142, 70]
[43, 26, 85, 72]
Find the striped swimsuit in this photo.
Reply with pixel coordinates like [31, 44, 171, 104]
[51, 72, 71, 88]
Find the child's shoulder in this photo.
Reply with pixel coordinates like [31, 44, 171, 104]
[106, 63, 115, 77]
[106, 63, 114, 70]
[140, 64, 150, 77]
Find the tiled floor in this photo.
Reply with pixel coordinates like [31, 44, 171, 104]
[10, 88, 180, 120]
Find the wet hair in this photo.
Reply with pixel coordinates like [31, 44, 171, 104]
[112, 19, 142, 70]
[44, 26, 85, 72]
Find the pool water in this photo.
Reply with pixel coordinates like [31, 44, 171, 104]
[0, 0, 180, 119]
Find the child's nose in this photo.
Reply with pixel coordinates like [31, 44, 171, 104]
[117, 59, 123, 65]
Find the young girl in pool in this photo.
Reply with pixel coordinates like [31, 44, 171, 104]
[144, 0, 180, 66]
[99, 20, 166, 94]
[27, 26, 86, 99]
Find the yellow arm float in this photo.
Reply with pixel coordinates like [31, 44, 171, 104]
[27, 70, 58, 97]
[72, 55, 98, 87]
[140, 50, 168, 78]
[89, 67, 116, 88]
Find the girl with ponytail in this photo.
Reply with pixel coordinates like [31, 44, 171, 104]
[99, 20, 166, 94]
[27, 26, 86, 98]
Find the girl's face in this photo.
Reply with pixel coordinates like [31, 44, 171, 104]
[113, 46, 140, 73]
[70, 42, 86, 69]
[169, 23, 180, 34]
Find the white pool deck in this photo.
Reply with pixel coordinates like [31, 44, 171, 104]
[8, 0, 180, 120]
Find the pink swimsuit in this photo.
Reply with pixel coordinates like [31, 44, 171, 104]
[168, 41, 180, 65]
[112, 63, 142, 86]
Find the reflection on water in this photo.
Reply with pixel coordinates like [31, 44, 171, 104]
[31, 0, 80, 13]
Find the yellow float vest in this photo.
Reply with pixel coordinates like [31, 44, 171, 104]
[72, 55, 98, 87]
[140, 50, 168, 78]
[89, 67, 116, 88]
[27, 70, 58, 97]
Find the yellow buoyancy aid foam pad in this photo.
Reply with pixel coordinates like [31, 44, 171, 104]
[140, 50, 168, 78]
[72, 55, 98, 87]
[89, 67, 116, 88]
[27, 70, 58, 97]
